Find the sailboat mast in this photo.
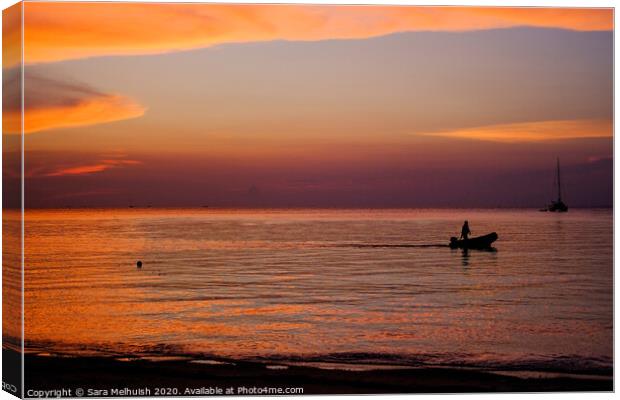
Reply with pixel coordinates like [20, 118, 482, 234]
[557, 157, 562, 202]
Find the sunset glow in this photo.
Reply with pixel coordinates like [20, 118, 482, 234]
[17, 4, 612, 65]
[1, 3, 611, 208]
[5, 93, 146, 134]
[45, 159, 142, 177]
[425, 119, 613, 142]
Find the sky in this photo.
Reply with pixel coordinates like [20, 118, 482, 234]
[2, 3, 613, 208]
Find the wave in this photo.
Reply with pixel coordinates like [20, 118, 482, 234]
[249, 352, 612, 375]
[23, 339, 612, 377]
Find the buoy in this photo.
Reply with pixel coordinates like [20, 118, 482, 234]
[137, 261, 142, 268]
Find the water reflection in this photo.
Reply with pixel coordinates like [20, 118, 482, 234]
[461, 248, 470, 267]
[452, 247, 497, 268]
[23, 208, 612, 370]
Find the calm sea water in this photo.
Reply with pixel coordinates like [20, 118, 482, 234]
[23, 208, 612, 373]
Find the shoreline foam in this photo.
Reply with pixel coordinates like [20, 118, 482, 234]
[22, 351, 612, 395]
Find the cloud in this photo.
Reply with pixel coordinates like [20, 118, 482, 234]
[587, 155, 613, 164]
[49, 189, 121, 200]
[2, 70, 146, 133]
[17, 4, 612, 65]
[423, 119, 612, 142]
[3, 3, 21, 68]
[45, 159, 141, 177]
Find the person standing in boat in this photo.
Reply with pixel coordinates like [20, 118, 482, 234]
[460, 220, 471, 240]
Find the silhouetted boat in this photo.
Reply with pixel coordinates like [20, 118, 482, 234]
[449, 232, 498, 249]
[540, 158, 568, 212]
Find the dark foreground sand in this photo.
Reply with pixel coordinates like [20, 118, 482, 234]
[21, 352, 612, 396]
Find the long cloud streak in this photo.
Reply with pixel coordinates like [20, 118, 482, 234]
[3, 70, 146, 133]
[424, 119, 612, 142]
[17, 4, 613, 65]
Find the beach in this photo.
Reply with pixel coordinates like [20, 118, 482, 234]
[23, 350, 611, 395]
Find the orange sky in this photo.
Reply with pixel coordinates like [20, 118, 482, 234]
[425, 119, 613, 142]
[4, 93, 145, 134]
[18, 4, 612, 66]
[45, 159, 142, 177]
[10, 3, 611, 137]
[1, 3, 613, 207]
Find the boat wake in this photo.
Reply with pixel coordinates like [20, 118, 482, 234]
[334, 243, 449, 248]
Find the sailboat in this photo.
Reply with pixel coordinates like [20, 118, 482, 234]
[541, 158, 568, 212]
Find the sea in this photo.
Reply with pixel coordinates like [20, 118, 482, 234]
[18, 208, 613, 375]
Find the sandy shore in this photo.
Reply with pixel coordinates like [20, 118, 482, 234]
[22, 352, 612, 396]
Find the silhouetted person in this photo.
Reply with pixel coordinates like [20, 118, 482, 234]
[460, 221, 471, 240]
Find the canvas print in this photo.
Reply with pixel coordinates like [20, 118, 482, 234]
[2, 2, 613, 397]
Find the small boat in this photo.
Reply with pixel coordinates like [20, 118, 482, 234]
[449, 232, 498, 249]
[540, 157, 568, 212]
